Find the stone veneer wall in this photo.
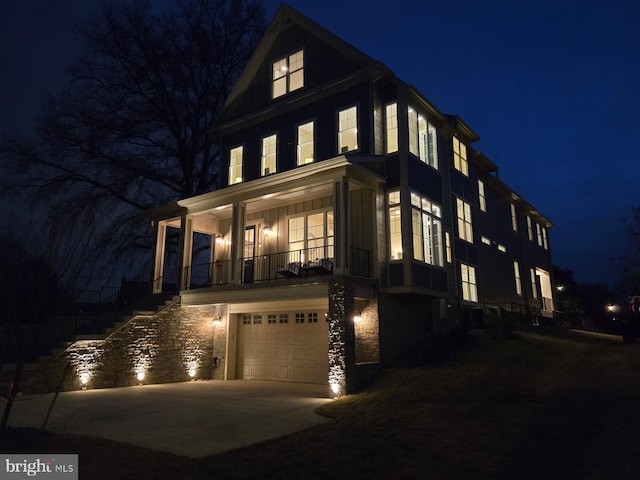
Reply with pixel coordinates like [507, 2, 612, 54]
[354, 297, 380, 364]
[18, 300, 228, 394]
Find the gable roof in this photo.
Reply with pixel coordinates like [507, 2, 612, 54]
[220, 3, 380, 115]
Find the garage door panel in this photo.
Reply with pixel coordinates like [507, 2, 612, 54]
[238, 310, 328, 384]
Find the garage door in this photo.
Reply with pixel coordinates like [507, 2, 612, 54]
[237, 311, 329, 384]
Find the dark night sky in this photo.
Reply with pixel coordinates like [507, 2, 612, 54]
[2, 0, 638, 286]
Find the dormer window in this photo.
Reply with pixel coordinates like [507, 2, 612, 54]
[272, 50, 304, 98]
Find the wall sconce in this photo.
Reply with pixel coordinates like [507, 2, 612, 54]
[215, 234, 224, 245]
[353, 314, 362, 324]
[263, 224, 272, 237]
[212, 315, 222, 328]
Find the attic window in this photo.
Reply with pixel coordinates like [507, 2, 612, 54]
[273, 50, 304, 98]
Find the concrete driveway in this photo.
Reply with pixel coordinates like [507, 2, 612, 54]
[7, 380, 331, 457]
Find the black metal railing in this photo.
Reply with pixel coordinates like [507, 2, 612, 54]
[350, 246, 371, 277]
[184, 260, 231, 289]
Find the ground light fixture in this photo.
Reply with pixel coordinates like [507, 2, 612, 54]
[137, 370, 145, 385]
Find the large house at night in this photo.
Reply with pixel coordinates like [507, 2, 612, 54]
[14, 4, 555, 395]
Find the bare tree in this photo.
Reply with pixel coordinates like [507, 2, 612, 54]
[0, 0, 265, 286]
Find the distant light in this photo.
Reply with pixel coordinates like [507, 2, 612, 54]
[607, 304, 619, 313]
[556, 285, 565, 292]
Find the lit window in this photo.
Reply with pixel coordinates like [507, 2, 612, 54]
[511, 204, 518, 231]
[385, 103, 398, 153]
[338, 106, 358, 153]
[530, 269, 538, 299]
[497, 244, 506, 252]
[272, 50, 304, 99]
[288, 211, 334, 263]
[410, 192, 443, 266]
[388, 191, 402, 260]
[445, 232, 452, 263]
[408, 107, 438, 168]
[453, 137, 468, 176]
[456, 198, 473, 243]
[536, 223, 543, 247]
[478, 180, 486, 212]
[228, 146, 243, 185]
[527, 216, 533, 241]
[481, 236, 491, 245]
[514, 261, 522, 295]
[297, 121, 314, 165]
[261, 134, 277, 176]
[542, 227, 548, 250]
[460, 264, 478, 302]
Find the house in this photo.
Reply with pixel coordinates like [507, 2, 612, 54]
[145, 4, 554, 396]
[12, 4, 553, 396]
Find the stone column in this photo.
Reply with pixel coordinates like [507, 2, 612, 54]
[328, 281, 355, 397]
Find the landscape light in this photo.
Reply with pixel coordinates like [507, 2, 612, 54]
[188, 368, 197, 379]
[137, 371, 145, 383]
[80, 373, 89, 386]
[330, 383, 341, 398]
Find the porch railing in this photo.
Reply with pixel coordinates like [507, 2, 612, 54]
[183, 246, 372, 290]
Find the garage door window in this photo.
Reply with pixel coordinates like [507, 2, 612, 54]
[295, 313, 305, 323]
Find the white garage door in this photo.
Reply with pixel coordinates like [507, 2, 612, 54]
[237, 311, 329, 384]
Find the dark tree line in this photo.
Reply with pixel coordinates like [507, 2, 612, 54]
[0, 0, 265, 287]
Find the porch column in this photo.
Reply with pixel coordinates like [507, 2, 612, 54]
[230, 201, 246, 285]
[179, 215, 194, 290]
[152, 221, 167, 294]
[334, 176, 350, 275]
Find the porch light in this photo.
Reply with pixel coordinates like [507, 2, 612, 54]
[353, 314, 362, 324]
[263, 224, 272, 237]
[215, 234, 224, 245]
[212, 315, 223, 328]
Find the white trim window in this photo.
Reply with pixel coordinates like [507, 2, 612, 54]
[408, 107, 438, 169]
[478, 180, 486, 212]
[297, 121, 314, 165]
[388, 191, 402, 260]
[514, 261, 522, 295]
[542, 227, 548, 250]
[460, 263, 478, 302]
[456, 198, 473, 243]
[527, 216, 533, 241]
[385, 103, 398, 153]
[445, 232, 452, 263]
[530, 268, 538, 299]
[453, 137, 468, 176]
[338, 106, 358, 153]
[536, 223, 543, 247]
[288, 210, 334, 263]
[410, 192, 443, 266]
[261, 134, 277, 176]
[511, 204, 518, 231]
[228, 146, 243, 185]
[272, 50, 304, 99]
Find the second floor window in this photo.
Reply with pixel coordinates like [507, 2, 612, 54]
[514, 261, 522, 295]
[272, 50, 304, 99]
[411, 192, 443, 267]
[261, 134, 277, 176]
[338, 106, 358, 153]
[288, 211, 334, 263]
[527, 216, 533, 241]
[297, 121, 314, 165]
[453, 137, 468, 176]
[456, 198, 473, 243]
[408, 107, 438, 168]
[460, 263, 478, 302]
[228, 146, 243, 185]
[511, 204, 518, 231]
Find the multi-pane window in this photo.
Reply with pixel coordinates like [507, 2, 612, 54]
[514, 261, 522, 295]
[453, 137, 468, 176]
[527, 216, 533, 241]
[295, 313, 305, 323]
[267, 314, 277, 324]
[411, 192, 443, 266]
[456, 198, 473, 242]
[228, 146, 243, 185]
[288, 211, 334, 262]
[530, 269, 538, 299]
[261, 134, 277, 176]
[242, 314, 251, 325]
[338, 106, 358, 153]
[445, 232, 452, 263]
[408, 107, 438, 168]
[385, 103, 398, 153]
[272, 50, 304, 99]
[279, 313, 289, 324]
[536, 223, 543, 247]
[388, 191, 402, 260]
[297, 121, 314, 165]
[511, 204, 518, 231]
[308, 312, 318, 323]
[478, 180, 486, 212]
[542, 227, 548, 250]
[253, 314, 262, 324]
[460, 264, 478, 302]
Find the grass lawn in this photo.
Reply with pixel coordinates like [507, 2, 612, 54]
[2, 329, 640, 479]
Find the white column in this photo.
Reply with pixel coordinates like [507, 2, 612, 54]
[333, 176, 350, 275]
[179, 215, 194, 290]
[230, 202, 246, 285]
